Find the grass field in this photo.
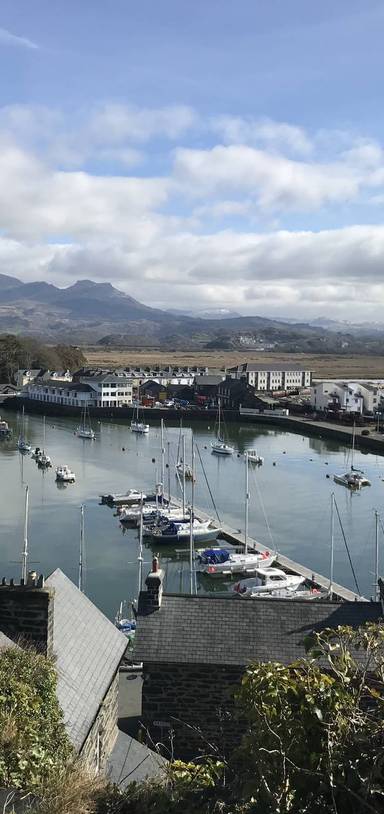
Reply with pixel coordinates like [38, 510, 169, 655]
[84, 348, 384, 379]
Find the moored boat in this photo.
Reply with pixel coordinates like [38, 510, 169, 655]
[76, 402, 95, 439]
[196, 547, 275, 577]
[233, 567, 305, 597]
[247, 449, 264, 465]
[211, 399, 234, 456]
[56, 465, 76, 483]
[146, 519, 220, 544]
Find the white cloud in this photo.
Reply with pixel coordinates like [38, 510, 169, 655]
[212, 115, 313, 156]
[0, 26, 38, 50]
[88, 103, 197, 144]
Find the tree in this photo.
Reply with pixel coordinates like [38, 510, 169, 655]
[0, 647, 72, 790]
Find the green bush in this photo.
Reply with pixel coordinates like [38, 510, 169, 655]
[0, 647, 72, 790]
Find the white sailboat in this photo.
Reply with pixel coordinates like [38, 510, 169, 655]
[197, 452, 276, 577]
[233, 567, 305, 597]
[36, 416, 52, 468]
[247, 449, 264, 465]
[334, 422, 370, 489]
[56, 464, 76, 483]
[131, 394, 149, 433]
[175, 419, 195, 480]
[18, 405, 31, 453]
[76, 402, 95, 439]
[211, 399, 234, 456]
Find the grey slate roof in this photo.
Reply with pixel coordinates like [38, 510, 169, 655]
[0, 631, 19, 649]
[134, 593, 382, 667]
[107, 731, 167, 788]
[194, 375, 224, 386]
[45, 569, 127, 752]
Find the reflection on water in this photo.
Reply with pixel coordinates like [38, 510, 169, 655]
[1, 407, 384, 619]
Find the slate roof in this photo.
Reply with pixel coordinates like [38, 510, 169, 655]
[45, 569, 127, 752]
[0, 631, 19, 649]
[107, 730, 167, 788]
[134, 593, 382, 667]
[195, 375, 224, 386]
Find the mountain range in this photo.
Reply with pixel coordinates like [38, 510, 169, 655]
[0, 273, 383, 353]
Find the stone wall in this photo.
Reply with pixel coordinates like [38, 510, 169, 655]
[80, 671, 120, 773]
[0, 582, 54, 654]
[141, 662, 244, 759]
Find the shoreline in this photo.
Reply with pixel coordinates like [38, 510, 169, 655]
[4, 395, 384, 456]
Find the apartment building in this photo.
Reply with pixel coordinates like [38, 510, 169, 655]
[227, 363, 311, 391]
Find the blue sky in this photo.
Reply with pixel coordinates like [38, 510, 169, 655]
[1, 0, 384, 319]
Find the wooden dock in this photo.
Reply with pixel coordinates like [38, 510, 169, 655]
[170, 495, 365, 602]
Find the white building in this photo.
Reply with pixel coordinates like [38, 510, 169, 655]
[24, 374, 133, 408]
[16, 369, 72, 388]
[310, 380, 384, 415]
[227, 363, 311, 391]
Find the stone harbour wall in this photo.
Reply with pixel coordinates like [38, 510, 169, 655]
[0, 584, 54, 654]
[80, 671, 120, 772]
[141, 662, 244, 759]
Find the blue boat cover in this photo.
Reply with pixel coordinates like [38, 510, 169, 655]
[201, 548, 230, 564]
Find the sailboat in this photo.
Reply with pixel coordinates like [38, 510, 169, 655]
[334, 422, 370, 489]
[197, 452, 276, 577]
[115, 495, 144, 642]
[76, 402, 95, 439]
[175, 420, 195, 480]
[18, 405, 31, 453]
[36, 416, 52, 468]
[211, 399, 234, 455]
[131, 388, 149, 433]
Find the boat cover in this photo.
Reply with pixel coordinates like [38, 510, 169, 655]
[200, 548, 230, 564]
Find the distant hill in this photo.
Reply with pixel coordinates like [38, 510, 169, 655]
[0, 272, 384, 353]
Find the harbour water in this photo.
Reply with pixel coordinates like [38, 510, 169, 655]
[1, 407, 384, 619]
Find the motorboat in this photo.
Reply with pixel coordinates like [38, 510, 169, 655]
[247, 449, 264, 465]
[115, 601, 137, 642]
[131, 420, 150, 434]
[37, 451, 52, 468]
[235, 585, 323, 600]
[196, 547, 275, 577]
[0, 417, 11, 437]
[32, 447, 42, 459]
[333, 470, 371, 489]
[146, 519, 220, 545]
[101, 489, 148, 506]
[76, 403, 95, 439]
[56, 465, 76, 483]
[175, 461, 195, 480]
[233, 567, 305, 597]
[119, 505, 188, 525]
[211, 399, 234, 456]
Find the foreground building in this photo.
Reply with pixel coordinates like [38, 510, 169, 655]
[133, 561, 382, 758]
[24, 373, 133, 408]
[227, 362, 311, 391]
[0, 570, 127, 773]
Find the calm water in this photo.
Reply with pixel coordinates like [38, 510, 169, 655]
[1, 407, 384, 619]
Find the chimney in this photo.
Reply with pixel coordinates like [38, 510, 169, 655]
[144, 556, 164, 612]
[0, 575, 54, 654]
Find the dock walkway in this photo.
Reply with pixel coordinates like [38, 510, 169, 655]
[170, 495, 364, 603]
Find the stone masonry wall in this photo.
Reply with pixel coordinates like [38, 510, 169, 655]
[80, 671, 119, 773]
[141, 662, 244, 759]
[0, 584, 54, 654]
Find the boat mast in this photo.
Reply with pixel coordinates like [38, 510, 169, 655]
[189, 439, 195, 595]
[351, 421, 355, 469]
[167, 440, 171, 504]
[138, 494, 144, 595]
[329, 492, 334, 597]
[245, 451, 249, 554]
[21, 485, 29, 583]
[79, 504, 85, 592]
[182, 434, 186, 517]
[217, 398, 221, 440]
[374, 509, 379, 601]
[160, 418, 165, 499]
[43, 415, 46, 452]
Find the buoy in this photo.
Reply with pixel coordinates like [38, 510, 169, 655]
[325, 462, 328, 465]
[122, 447, 125, 451]
[283, 451, 286, 454]
[204, 445, 207, 449]
[152, 458, 156, 463]
[326, 474, 330, 478]
[273, 462, 276, 466]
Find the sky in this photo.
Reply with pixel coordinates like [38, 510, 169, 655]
[1, 1, 384, 320]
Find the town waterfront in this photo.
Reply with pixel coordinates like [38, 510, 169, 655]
[1, 407, 384, 619]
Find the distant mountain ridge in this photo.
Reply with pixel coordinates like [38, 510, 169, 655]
[0, 273, 383, 353]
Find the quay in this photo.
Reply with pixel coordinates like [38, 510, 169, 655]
[169, 495, 364, 603]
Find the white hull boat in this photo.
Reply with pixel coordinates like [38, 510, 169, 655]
[247, 449, 264, 465]
[233, 567, 305, 597]
[147, 519, 220, 545]
[211, 399, 234, 456]
[333, 471, 370, 489]
[37, 452, 52, 468]
[56, 465, 76, 483]
[197, 547, 275, 577]
[175, 461, 195, 480]
[131, 420, 150, 434]
[119, 505, 188, 525]
[76, 403, 95, 439]
[18, 439, 31, 453]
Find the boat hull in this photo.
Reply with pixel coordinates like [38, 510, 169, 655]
[211, 444, 233, 456]
[197, 552, 275, 576]
[149, 527, 219, 545]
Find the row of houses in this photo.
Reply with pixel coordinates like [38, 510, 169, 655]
[310, 380, 384, 415]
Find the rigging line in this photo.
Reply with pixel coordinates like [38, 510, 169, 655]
[249, 465, 275, 550]
[333, 496, 361, 596]
[194, 443, 221, 524]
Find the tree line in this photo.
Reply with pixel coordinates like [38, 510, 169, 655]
[0, 334, 86, 383]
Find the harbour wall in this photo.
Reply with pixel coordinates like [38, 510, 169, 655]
[5, 396, 384, 456]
